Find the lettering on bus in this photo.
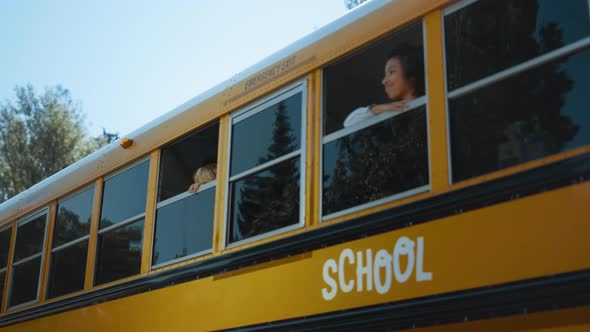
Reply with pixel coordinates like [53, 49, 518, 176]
[321, 236, 432, 301]
[244, 56, 296, 91]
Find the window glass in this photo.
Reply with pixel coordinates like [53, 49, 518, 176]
[153, 188, 215, 266]
[47, 240, 88, 299]
[53, 187, 94, 248]
[94, 220, 144, 286]
[0, 271, 4, 307]
[9, 257, 41, 307]
[449, 47, 590, 182]
[323, 22, 424, 135]
[158, 122, 219, 202]
[323, 107, 429, 216]
[227, 84, 305, 245]
[0, 227, 12, 269]
[14, 215, 46, 262]
[230, 93, 302, 176]
[228, 158, 300, 243]
[322, 20, 428, 217]
[445, 0, 590, 91]
[100, 160, 149, 229]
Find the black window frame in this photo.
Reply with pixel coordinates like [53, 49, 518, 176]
[224, 79, 307, 248]
[0, 224, 13, 310]
[94, 158, 149, 286]
[46, 184, 95, 299]
[152, 123, 219, 269]
[7, 208, 48, 309]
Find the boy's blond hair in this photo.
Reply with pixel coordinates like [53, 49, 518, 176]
[194, 163, 217, 184]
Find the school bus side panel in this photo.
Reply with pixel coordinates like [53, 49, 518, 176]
[2, 181, 589, 331]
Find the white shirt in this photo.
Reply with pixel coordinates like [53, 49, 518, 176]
[343, 106, 374, 128]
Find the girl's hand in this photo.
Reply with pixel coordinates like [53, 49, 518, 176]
[188, 183, 201, 193]
[370, 101, 408, 115]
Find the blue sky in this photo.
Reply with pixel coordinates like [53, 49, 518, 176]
[0, 1, 348, 137]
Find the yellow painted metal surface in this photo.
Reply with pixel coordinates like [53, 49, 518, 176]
[401, 307, 590, 332]
[141, 152, 159, 274]
[84, 178, 103, 290]
[305, 71, 321, 228]
[213, 115, 230, 254]
[424, 10, 450, 194]
[38, 203, 56, 302]
[3, 181, 589, 331]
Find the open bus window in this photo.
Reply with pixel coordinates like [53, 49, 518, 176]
[95, 160, 149, 285]
[157, 122, 219, 202]
[47, 186, 94, 299]
[226, 82, 306, 246]
[9, 211, 47, 308]
[321, 20, 429, 219]
[152, 122, 219, 268]
[0, 226, 12, 305]
[445, 0, 590, 182]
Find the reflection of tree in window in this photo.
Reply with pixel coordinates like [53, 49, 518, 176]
[54, 208, 89, 245]
[95, 221, 143, 285]
[447, 0, 583, 180]
[446, 0, 589, 89]
[232, 102, 300, 241]
[323, 109, 428, 215]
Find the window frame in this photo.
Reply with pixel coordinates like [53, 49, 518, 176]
[46, 184, 95, 299]
[7, 207, 49, 310]
[320, 19, 431, 222]
[442, 0, 590, 185]
[94, 157, 150, 286]
[151, 181, 216, 270]
[0, 224, 13, 308]
[223, 79, 308, 249]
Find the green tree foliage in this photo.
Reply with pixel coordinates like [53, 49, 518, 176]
[0, 85, 118, 202]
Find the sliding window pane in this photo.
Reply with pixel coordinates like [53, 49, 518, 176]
[0, 227, 11, 269]
[158, 123, 219, 202]
[230, 93, 302, 176]
[153, 188, 215, 266]
[445, 0, 590, 90]
[449, 48, 590, 182]
[9, 257, 41, 307]
[323, 107, 429, 216]
[100, 160, 149, 229]
[54, 187, 94, 247]
[47, 240, 88, 299]
[229, 158, 300, 243]
[14, 215, 46, 262]
[94, 220, 144, 286]
[0, 271, 4, 306]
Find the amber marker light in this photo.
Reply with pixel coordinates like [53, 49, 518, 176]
[120, 138, 134, 149]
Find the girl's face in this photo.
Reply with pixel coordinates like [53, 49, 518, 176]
[382, 57, 415, 101]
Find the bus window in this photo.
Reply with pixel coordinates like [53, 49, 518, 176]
[226, 82, 306, 246]
[8, 211, 48, 308]
[445, 0, 590, 182]
[152, 123, 218, 268]
[322, 21, 429, 219]
[47, 186, 94, 299]
[94, 159, 149, 285]
[0, 226, 12, 307]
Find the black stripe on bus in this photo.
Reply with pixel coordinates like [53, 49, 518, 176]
[1, 152, 589, 326]
[216, 269, 590, 332]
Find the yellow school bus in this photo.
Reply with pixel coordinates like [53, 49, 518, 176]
[0, 0, 589, 330]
